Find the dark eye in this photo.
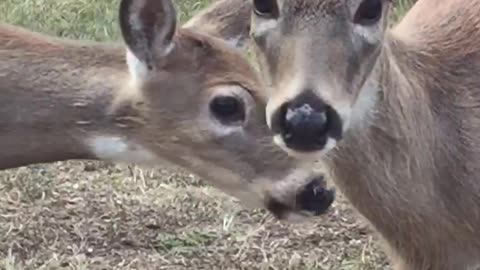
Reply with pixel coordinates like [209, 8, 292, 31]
[210, 96, 245, 124]
[253, 0, 278, 18]
[353, 0, 383, 25]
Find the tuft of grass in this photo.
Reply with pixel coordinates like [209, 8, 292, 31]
[0, 0, 415, 269]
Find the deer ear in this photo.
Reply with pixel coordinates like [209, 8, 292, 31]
[183, 0, 251, 50]
[119, 0, 177, 71]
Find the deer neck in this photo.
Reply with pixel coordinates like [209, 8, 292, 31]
[324, 27, 480, 262]
[325, 31, 438, 223]
[0, 29, 151, 169]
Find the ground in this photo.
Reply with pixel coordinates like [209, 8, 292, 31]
[0, 0, 414, 269]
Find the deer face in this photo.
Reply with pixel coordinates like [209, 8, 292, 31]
[250, 0, 391, 157]
[99, 0, 335, 219]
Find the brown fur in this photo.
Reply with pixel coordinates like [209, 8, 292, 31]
[182, 0, 252, 50]
[245, 0, 480, 269]
[0, 0, 333, 219]
[330, 2, 480, 269]
[119, 0, 480, 267]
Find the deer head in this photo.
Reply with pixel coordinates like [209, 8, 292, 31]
[69, 0, 334, 218]
[247, 0, 392, 157]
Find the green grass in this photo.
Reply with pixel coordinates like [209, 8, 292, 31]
[0, 1, 414, 269]
[0, 0, 212, 41]
[391, 0, 417, 23]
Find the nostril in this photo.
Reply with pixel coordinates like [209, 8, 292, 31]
[281, 102, 330, 147]
[284, 104, 329, 136]
[286, 104, 327, 127]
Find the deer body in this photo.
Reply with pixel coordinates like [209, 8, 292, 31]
[0, 24, 132, 168]
[244, 0, 480, 268]
[0, 0, 336, 220]
[328, 32, 480, 269]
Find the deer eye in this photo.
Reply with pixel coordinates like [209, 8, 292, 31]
[210, 95, 245, 124]
[253, 0, 278, 18]
[353, 0, 383, 26]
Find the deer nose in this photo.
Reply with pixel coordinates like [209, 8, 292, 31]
[271, 91, 342, 152]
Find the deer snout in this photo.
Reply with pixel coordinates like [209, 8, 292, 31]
[265, 176, 336, 220]
[271, 91, 343, 153]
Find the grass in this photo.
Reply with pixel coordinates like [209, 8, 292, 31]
[0, 1, 415, 269]
[391, 0, 416, 23]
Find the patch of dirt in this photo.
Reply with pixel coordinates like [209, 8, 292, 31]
[0, 161, 389, 270]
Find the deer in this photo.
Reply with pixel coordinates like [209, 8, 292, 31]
[0, 0, 336, 221]
[231, 0, 480, 269]
[191, 0, 480, 268]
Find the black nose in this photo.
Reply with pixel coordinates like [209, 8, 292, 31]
[271, 91, 342, 152]
[265, 176, 335, 219]
[296, 176, 335, 216]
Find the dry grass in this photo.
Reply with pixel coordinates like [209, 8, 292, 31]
[0, 1, 415, 269]
[0, 161, 388, 270]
